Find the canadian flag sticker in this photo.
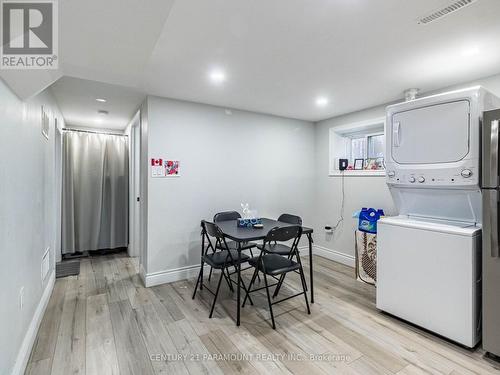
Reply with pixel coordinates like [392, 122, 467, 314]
[151, 158, 164, 177]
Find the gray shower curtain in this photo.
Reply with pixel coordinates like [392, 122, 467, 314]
[62, 131, 129, 254]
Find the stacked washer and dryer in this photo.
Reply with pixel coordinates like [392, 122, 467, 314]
[377, 86, 500, 348]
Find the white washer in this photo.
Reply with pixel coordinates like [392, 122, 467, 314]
[377, 216, 481, 347]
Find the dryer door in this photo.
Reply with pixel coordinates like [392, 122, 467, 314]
[390, 100, 470, 164]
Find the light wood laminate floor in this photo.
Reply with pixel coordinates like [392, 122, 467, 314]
[26, 253, 500, 375]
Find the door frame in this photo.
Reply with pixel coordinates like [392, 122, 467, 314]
[54, 121, 63, 263]
[128, 111, 142, 258]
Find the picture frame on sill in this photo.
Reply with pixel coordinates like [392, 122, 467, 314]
[365, 158, 378, 170]
[375, 157, 385, 170]
[354, 158, 364, 170]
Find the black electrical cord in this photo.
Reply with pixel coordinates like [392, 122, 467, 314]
[332, 170, 345, 231]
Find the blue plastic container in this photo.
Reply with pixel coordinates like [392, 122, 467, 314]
[357, 208, 384, 234]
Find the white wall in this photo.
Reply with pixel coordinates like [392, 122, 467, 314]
[0, 78, 64, 375]
[143, 96, 315, 285]
[313, 105, 395, 265]
[313, 72, 500, 265]
[142, 72, 500, 282]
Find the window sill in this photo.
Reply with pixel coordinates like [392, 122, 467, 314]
[329, 170, 386, 177]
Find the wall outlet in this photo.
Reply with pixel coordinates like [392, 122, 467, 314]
[19, 287, 24, 310]
[41, 247, 50, 282]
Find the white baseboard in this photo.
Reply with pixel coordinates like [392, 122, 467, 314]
[12, 270, 56, 375]
[142, 245, 354, 288]
[313, 245, 355, 267]
[144, 264, 209, 288]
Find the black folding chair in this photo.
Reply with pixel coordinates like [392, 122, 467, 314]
[214, 211, 258, 255]
[192, 220, 254, 318]
[213, 211, 259, 282]
[242, 225, 310, 329]
[260, 213, 303, 256]
[278, 213, 302, 226]
[256, 214, 307, 298]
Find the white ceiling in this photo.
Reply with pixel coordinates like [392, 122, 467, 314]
[36, 0, 500, 127]
[50, 77, 145, 130]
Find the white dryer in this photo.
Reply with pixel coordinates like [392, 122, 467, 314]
[377, 86, 500, 347]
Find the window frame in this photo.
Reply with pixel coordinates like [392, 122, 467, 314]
[348, 131, 385, 162]
[329, 117, 386, 177]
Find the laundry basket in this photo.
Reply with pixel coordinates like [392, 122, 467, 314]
[355, 230, 377, 285]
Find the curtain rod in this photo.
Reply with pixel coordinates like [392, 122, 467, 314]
[62, 128, 128, 137]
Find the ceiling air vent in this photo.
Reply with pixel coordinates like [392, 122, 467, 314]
[418, 0, 479, 24]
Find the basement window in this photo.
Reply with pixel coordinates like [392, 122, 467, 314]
[329, 118, 386, 176]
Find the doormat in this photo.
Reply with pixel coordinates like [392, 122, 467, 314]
[56, 260, 80, 278]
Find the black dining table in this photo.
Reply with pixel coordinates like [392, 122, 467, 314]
[215, 217, 314, 326]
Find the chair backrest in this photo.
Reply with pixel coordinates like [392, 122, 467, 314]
[278, 213, 302, 226]
[201, 220, 224, 239]
[214, 211, 241, 222]
[201, 220, 230, 256]
[265, 225, 302, 244]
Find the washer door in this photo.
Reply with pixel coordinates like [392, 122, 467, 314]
[390, 100, 470, 164]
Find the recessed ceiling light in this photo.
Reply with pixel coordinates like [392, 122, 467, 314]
[209, 69, 226, 84]
[96, 98, 107, 103]
[315, 97, 329, 107]
[461, 46, 479, 57]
